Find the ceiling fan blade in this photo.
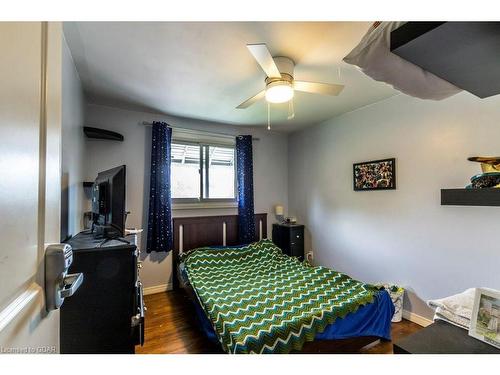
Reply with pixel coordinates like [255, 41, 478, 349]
[247, 44, 282, 79]
[236, 90, 266, 109]
[294, 81, 345, 96]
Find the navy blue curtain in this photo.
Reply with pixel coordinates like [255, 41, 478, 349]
[236, 135, 255, 244]
[146, 122, 173, 253]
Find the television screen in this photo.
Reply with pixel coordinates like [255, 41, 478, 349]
[91, 165, 126, 238]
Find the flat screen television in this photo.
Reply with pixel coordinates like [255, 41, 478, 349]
[91, 165, 126, 238]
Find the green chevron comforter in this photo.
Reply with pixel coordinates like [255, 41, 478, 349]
[183, 239, 379, 354]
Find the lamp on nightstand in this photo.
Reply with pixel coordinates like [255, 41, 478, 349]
[274, 205, 284, 224]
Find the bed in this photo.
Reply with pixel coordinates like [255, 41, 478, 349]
[172, 214, 394, 354]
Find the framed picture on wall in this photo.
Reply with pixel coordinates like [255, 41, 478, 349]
[469, 288, 500, 349]
[353, 158, 396, 191]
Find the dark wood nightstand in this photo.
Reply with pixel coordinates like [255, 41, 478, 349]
[272, 223, 304, 261]
[394, 320, 500, 354]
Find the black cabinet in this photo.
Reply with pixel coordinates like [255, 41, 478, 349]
[272, 223, 305, 261]
[61, 231, 144, 353]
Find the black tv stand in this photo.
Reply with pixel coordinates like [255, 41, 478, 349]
[61, 230, 144, 353]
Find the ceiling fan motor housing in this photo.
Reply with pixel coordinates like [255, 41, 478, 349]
[272, 56, 295, 77]
[265, 57, 295, 88]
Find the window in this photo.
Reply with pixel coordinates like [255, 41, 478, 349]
[171, 141, 236, 203]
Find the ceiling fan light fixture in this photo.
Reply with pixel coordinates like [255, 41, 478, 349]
[236, 44, 344, 111]
[265, 81, 294, 104]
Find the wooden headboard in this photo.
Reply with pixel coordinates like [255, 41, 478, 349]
[172, 213, 267, 289]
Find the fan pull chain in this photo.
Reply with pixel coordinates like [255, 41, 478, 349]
[288, 99, 295, 120]
[267, 102, 271, 130]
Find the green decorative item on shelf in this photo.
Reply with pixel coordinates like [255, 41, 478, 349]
[467, 157, 500, 189]
[465, 156, 500, 189]
[468, 172, 500, 189]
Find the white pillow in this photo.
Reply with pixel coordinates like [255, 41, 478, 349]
[343, 22, 462, 100]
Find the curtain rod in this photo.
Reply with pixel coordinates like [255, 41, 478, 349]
[141, 121, 260, 141]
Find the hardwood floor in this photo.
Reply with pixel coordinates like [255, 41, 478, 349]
[136, 290, 423, 354]
[137, 290, 222, 354]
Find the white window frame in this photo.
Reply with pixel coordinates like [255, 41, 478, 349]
[171, 129, 238, 209]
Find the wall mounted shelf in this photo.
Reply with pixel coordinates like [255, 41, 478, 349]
[84, 126, 124, 141]
[441, 188, 500, 207]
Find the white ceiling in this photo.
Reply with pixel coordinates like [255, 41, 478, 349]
[64, 22, 397, 132]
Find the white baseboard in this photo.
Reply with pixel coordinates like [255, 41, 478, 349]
[143, 283, 173, 296]
[403, 309, 433, 327]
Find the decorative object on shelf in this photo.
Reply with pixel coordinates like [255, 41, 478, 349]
[468, 156, 500, 172]
[469, 288, 500, 349]
[466, 156, 500, 189]
[441, 157, 500, 206]
[353, 158, 396, 191]
[285, 216, 297, 224]
[83, 126, 124, 141]
[274, 205, 284, 224]
[469, 173, 500, 189]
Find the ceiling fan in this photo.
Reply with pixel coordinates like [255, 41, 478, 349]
[236, 44, 345, 109]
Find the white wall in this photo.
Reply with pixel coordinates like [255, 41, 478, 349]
[61, 35, 86, 240]
[84, 104, 288, 289]
[288, 92, 500, 319]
